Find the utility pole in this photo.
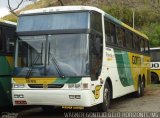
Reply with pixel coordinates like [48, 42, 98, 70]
[132, 8, 135, 29]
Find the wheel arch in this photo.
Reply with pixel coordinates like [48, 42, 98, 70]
[151, 72, 159, 80]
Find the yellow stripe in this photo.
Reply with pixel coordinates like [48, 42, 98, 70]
[13, 78, 57, 84]
[122, 23, 149, 40]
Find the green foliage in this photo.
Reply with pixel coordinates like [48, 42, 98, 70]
[142, 23, 160, 47]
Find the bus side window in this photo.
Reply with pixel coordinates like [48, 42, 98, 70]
[126, 31, 133, 50]
[116, 27, 125, 47]
[90, 11, 102, 33]
[90, 34, 103, 80]
[133, 35, 140, 52]
[110, 23, 116, 45]
[140, 38, 145, 53]
[105, 19, 111, 44]
[4, 28, 15, 54]
[145, 40, 149, 54]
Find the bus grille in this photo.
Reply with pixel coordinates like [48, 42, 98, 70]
[28, 84, 64, 88]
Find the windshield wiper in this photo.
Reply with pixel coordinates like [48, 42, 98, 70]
[25, 43, 43, 78]
[48, 42, 65, 78]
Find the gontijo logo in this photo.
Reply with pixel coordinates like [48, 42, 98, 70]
[151, 62, 160, 69]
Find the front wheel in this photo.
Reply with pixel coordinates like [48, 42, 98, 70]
[97, 82, 111, 112]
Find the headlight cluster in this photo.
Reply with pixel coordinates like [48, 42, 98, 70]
[13, 84, 25, 88]
[68, 83, 81, 89]
[68, 83, 89, 89]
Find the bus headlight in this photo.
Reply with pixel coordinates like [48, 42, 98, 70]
[13, 84, 25, 88]
[68, 83, 81, 89]
[75, 83, 81, 89]
[68, 84, 75, 89]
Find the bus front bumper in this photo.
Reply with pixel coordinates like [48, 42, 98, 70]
[12, 89, 95, 107]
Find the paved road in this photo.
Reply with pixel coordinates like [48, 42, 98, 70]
[1, 84, 160, 118]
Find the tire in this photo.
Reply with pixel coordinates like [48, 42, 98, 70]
[135, 78, 144, 97]
[41, 106, 55, 113]
[151, 73, 159, 84]
[97, 82, 111, 112]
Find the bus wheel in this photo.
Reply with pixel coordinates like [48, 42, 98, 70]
[41, 106, 55, 112]
[151, 73, 159, 84]
[97, 82, 111, 112]
[135, 79, 144, 97]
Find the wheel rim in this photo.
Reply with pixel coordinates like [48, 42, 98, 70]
[138, 82, 141, 94]
[104, 88, 110, 105]
[141, 80, 144, 88]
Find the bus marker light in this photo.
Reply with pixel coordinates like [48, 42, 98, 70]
[68, 84, 74, 89]
[75, 83, 81, 89]
[15, 100, 27, 104]
[83, 83, 88, 89]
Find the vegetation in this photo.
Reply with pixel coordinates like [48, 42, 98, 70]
[3, 0, 160, 47]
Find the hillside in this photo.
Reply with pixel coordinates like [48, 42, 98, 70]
[3, 0, 160, 47]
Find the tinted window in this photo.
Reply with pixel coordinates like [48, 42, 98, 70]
[0, 27, 15, 54]
[133, 35, 140, 51]
[90, 11, 102, 33]
[116, 27, 125, 47]
[105, 19, 116, 45]
[126, 31, 133, 49]
[140, 38, 145, 53]
[90, 34, 103, 80]
[145, 40, 150, 54]
[110, 22, 116, 44]
[17, 12, 89, 32]
[105, 19, 111, 43]
[5, 28, 15, 53]
[150, 50, 160, 61]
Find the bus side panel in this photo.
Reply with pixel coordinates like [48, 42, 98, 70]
[0, 76, 12, 107]
[105, 47, 135, 99]
[0, 56, 13, 107]
[128, 53, 150, 91]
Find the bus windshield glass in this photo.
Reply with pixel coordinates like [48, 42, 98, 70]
[17, 12, 89, 32]
[14, 34, 89, 77]
[150, 50, 160, 61]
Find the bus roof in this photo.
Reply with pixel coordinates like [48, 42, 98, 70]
[150, 47, 160, 50]
[0, 19, 17, 27]
[20, 6, 148, 40]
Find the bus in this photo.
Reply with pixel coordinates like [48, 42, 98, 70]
[12, 6, 150, 112]
[0, 19, 16, 109]
[150, 47, 160, 84]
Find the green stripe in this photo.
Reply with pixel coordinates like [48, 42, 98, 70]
[52, 77, 81, 84]
[114, 49, 134, 87]
[0, 56, 12, 75]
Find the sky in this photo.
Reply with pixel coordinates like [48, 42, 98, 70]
[0, 0, 36, 18]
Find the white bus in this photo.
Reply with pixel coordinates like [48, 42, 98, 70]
[12, 6, 150, 112]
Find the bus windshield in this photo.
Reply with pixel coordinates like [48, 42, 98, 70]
[14, 34, 89, 77]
